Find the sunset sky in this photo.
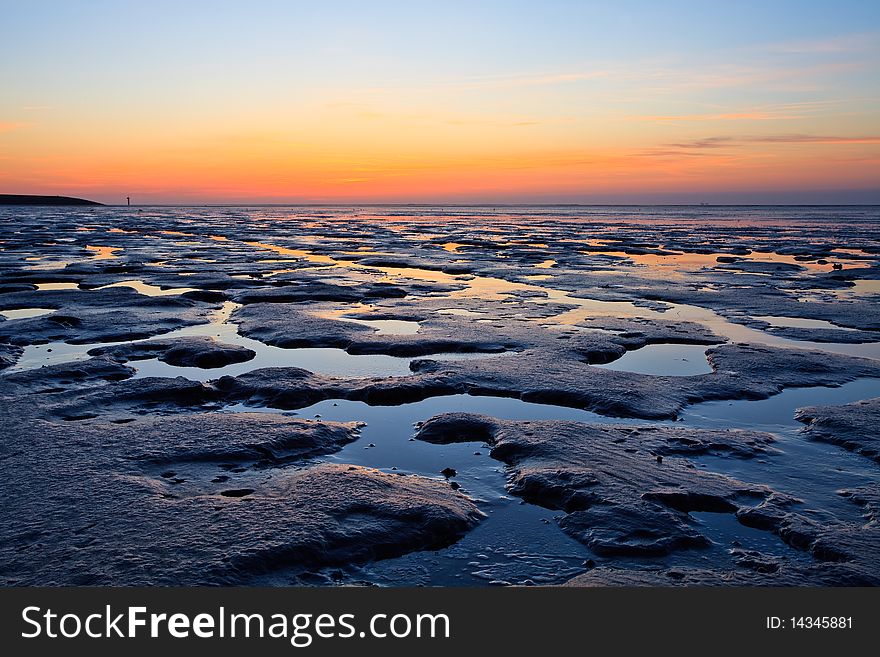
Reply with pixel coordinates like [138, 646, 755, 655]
[1, 1, 879, 204]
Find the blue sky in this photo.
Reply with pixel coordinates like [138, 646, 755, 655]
[1, 1, 878, 203]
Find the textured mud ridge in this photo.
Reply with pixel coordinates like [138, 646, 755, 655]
[0, 287, 219, 345]
[416, 415, 784, 557]
[89, 336, 256, 369]
[795, 398, 880, 464]
[0, 402, 481, 585]
[213, 343, 880, 419]
[566, 486, 880, 586]
[417, 414, 880, 584]
[1, 205, 879, 585]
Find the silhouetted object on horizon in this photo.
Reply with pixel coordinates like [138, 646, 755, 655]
[127, 196, 130, 206]
[0, 194, 103, 206]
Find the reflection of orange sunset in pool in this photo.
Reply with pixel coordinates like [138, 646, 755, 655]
[85, 245, 122, 260]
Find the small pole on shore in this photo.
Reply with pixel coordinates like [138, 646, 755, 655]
[126, 196, 130, 206]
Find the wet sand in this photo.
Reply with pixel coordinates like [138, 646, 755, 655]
[1, 205, 878, 586]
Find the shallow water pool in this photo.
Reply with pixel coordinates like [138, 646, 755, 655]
[596, 343, 713, 376]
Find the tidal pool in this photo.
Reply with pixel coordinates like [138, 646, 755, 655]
[595, 343, 713, 376]
[0, 308, 55, 320]
[225, 374, 880, 586]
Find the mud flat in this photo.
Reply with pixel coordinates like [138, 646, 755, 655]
[795, 398, 880, 464]
[1, 205, 879, 585]
[0, 402, 481, 585]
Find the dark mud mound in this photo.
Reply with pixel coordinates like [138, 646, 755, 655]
[417, 414, 880, 584]
[416, 414, 784, 557]
[0, 404, 482, 585]
[90, 336, 256, 369]
[795, 397, 880, 464]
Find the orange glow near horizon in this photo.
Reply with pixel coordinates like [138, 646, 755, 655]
[2, 3, 879, 204]
[5, 112, 879, 204]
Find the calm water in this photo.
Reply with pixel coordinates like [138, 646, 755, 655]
[2, 204, 879, 585]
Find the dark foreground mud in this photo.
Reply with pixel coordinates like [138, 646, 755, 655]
[416, 414, 880, 584]
[795, 398, 880, 464]
[1, 205, 878, 585]
[0, 401, 481, 585]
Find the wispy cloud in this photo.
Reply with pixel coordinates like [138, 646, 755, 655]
[445, 117, 542, 127]
[679, 134, 880, 147]
[642, 133, 880, 157]
[764, 32, 880, 54]
[666, 137, 736, 149]
[346, 69, 610, 96]
[438, 70, 609, 91]
[643, 60, 868, 93]
[322, 99, 547, 128]
[0, 121, 30, 133]
[625, 100, 848, 123]
[635, 149, 724, 159]
[750, 134, 880, 144]
[629, 111, 786, 123]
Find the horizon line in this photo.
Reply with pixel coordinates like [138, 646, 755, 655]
[91, 202, 880, 208]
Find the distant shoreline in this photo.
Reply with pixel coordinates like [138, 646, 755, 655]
[0, 194, 103, 206]
[18, 203, 880, 208]
[1, 196, 877, 208]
